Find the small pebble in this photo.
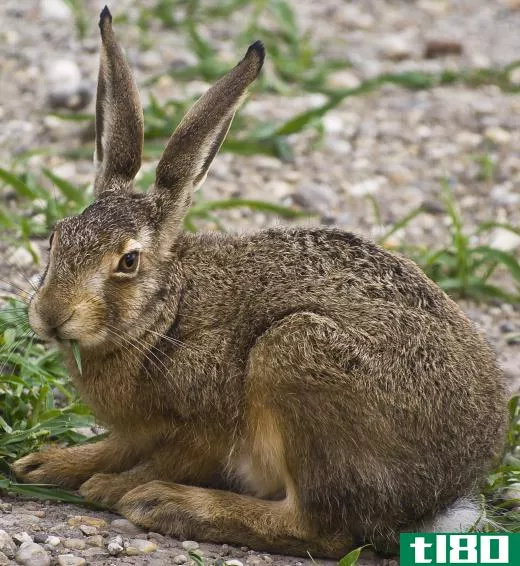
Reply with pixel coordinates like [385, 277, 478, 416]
[226, 560, 245, 566]
[500, 321, 516, 334]
[63, 539, 86, 551]
[424, 40, 463, 59]
[107, 542, 123, 556]
[0, 531, 16, 559]
[56, 555, 86, 566]
[67, 516, 107, 529]
[111, 518, 144, 536]
[181, 540, 199, 552]
[78, 525, 97, 536]
[45, 536, 60, 547]
[125, 539, 157, 555]
[173, 554, 188, 564]
[13, 533, 33, 545]
[85, 534, 104, 547]
[83, 547, 108, 558]
[221, 544, 231, 556]
[485, 127, 512, 145]
[15, 542, 50, 566]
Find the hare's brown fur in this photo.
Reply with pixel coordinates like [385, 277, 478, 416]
[13, 6, 507, 558]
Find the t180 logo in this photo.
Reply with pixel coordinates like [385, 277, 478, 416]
[400, 534, 520, 566]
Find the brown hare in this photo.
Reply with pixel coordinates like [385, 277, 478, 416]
[13, 6, 507, 558]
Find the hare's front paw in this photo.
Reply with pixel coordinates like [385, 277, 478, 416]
[80, 473, 131, 508]
[11, 449, 84, 488]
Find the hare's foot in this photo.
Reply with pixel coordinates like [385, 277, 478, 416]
[117, 480, 350, 558]
[116, 481, 349, 556]
[12, 434, 140, 489]
[12, 447, 95, 489]
[79, 473, 134, 507]
[80, 463, 159, 508]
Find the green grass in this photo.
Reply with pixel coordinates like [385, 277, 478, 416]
[375, 181, 520, 303]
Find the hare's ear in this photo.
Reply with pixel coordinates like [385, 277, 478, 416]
[94, 6, 144, 197]
[153, 41, 265, 218]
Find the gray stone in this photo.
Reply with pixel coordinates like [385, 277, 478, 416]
[173, 554, 188, 564]
[82, 547, 108, 558]
[379, 34, 414, 61]
[500, 321, 516, 334]
[40, 0, 72, 21]
[56, 556, 86, 566]
[13, 533, 33, 545]
[0, 550, 8, 565]
[292, 182, 339, 214]
[46, 59, 81, 98]
[62, 539, 86, 551]
[85, 535, 104, 547]
[111, 518, 144, 536]
[15, 542, 50, 566]
[181, 540, 199, 552]
[0, 530, 16, 558]
[78, 524, 97, 536]
[107, 542, 123, 556]
[45, 536, 60, 547]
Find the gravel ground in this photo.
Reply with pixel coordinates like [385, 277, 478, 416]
[1, 0, 520, 564]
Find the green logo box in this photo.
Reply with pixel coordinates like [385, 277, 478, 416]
[400, 533, 520, 566]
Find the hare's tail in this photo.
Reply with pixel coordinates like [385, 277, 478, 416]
[421, 496, 483, 533]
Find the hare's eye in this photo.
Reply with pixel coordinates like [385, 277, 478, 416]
[117, 251, 140, 274]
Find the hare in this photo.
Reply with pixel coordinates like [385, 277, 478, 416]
[13, 6, 507, 558]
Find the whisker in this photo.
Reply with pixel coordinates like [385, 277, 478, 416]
[7, 258, 38, 293]
[0, 277, 32, 299]
[121, 320, 203, 354]
[105, 323, 178, 384]
[104, 327, 167, 398]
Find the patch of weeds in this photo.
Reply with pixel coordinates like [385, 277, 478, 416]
[0, 165, 89, 250]
[188, 550, 205, 565]
[0, 298, 96, 499]
[338, 545, 370, 566]
[474, 153, 497, 183]
[483, 395, 520, 533]
[377, 181, 520, 303]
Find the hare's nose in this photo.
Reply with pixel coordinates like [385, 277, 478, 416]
[39, 307, 73, 337]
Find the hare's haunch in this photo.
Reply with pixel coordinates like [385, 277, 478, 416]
[12, 5, 506, 558]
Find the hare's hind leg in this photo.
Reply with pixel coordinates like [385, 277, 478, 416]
[117, 480, 350, 557]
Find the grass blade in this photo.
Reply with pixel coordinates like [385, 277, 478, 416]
[70, 340, 82, 376]
[191, 198, 308, 218]
[0, 167, 40, 199]
[42, 168, 86, 205]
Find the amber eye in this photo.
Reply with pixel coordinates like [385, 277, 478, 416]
[117, 251, 139, 274]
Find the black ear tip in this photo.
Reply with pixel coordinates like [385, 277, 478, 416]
[99, 5, 112, 27]
[246, 40, 266, 67]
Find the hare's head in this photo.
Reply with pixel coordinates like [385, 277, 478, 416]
[29, 6, 264, 348]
